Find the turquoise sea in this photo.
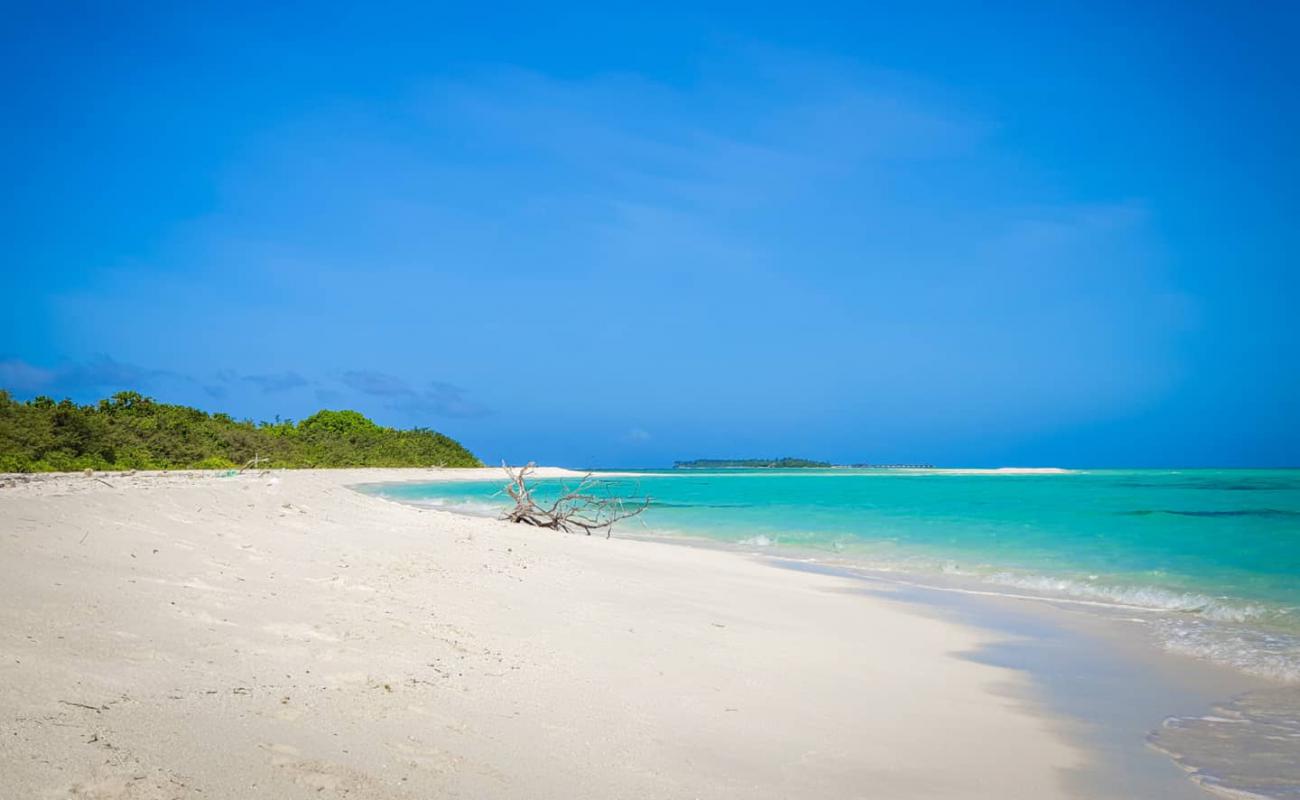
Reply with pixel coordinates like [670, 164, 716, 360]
[370, 468, 1300, 683]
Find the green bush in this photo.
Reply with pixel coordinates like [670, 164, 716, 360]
[0, 389, 481, 472]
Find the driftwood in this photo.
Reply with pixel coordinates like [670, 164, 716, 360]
[501, 462, 649, 538]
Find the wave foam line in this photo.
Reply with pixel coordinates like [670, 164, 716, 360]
[770, 560, 1300, 684]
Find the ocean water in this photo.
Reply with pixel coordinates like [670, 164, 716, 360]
[371, 468, 1300, 684]
[370, 468, 1300, 797]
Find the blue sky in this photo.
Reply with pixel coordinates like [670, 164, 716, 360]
[2, 1, 1297, 467]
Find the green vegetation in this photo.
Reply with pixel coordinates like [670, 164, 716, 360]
[0, 390, 481, 472]
[673, 458, 832, 469]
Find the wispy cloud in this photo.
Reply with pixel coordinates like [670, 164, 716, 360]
[0, 357, 491, 420]
[341, 370, 413, 397]
[0, 355, 182, 395]
[242, 371, 309, 393]
[427, 56, 986, 227]
[392, 383, 491, 419]
[0, 358, 55, 393]
[625, 427, 652, 443]
[314, 388, 343, 406]
[341, 370, 490, 418]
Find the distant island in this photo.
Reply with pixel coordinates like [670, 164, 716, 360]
[0, 390, 481, 472]
[674, 458, 832, 469]
[673, 458, 937, 469]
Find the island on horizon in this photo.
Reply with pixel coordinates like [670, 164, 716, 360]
[673, 458, 833, 469]
[672, 458, 937, 469]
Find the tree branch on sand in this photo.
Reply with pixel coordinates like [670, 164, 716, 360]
[501, 462, 650, 538]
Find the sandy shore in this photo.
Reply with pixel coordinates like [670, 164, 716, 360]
[1, 467, 1090, 799]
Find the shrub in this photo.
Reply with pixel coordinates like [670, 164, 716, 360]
[0, 391, 480, 471]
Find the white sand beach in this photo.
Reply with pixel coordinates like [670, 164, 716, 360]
[0, 468, 1090, 799]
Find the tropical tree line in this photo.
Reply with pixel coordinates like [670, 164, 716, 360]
[0, 390, 481, 472]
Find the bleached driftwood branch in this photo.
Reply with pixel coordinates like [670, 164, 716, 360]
[501, 462, 649, 538]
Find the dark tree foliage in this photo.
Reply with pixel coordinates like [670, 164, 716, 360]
[0, 390, 481, 472]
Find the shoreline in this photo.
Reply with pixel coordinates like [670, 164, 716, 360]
[1, 466, 1087, 799]
[779, 559, 1283, 800]
[371, 468, 1300, 678]
[372, 472, 1300, 683]
[369, 469, 1298, 798]
[0, 467, 1280, 798]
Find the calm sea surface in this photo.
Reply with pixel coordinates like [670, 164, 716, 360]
[370, 468, 1300, 684]
[370, 468, 1300, 797]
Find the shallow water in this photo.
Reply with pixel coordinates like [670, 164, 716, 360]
[368, 468, 1300, 798]
[374, 468, 1300, 681]
[1149, 687, 1300, 799]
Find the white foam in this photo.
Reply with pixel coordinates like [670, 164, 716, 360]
[820, 562, 1300, 683]
[407, 497, 504, 518]
[982, 572, 1275, 622]
[1148, 687, 1300, 798]
[1155, 619, 1300, 684]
